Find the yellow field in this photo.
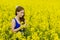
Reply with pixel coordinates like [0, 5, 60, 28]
[0, 0, 60, 40]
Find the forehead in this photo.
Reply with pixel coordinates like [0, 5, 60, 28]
[20, 10, 24, 12]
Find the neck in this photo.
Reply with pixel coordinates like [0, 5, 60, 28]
[16, 16, 20, 21]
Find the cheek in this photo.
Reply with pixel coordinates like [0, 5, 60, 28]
[18, 12, 21, 15]
[19, 13, 23, 17]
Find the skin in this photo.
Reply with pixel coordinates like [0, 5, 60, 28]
[11, 10, 26, 33]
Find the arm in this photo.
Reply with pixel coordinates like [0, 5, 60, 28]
[11, 19, 21, 33]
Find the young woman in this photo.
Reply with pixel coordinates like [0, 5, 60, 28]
[11, 6, 26, 33]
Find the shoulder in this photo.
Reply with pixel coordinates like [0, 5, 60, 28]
[11, 19, 15, 24]
[11, 19, 16, 28]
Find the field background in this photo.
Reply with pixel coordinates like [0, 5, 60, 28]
[0, 0, 60, 40]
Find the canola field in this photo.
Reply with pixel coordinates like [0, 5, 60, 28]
[0, 0, 60, 40]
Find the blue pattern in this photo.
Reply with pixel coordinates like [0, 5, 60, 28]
[14, 18, 25, 33]
[14, 18, 20, 29]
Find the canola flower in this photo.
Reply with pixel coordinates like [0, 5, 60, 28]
[0, 0, 60, 40]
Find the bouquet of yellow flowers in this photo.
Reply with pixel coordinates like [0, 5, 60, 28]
[19, 21, 27, 32]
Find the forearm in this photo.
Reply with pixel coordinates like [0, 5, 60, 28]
[13, 27, 20, 32]
[13, 24, 26, 32]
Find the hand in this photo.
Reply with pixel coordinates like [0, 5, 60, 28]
[20, 21, 27, 29]
[21, 25, 25, 29]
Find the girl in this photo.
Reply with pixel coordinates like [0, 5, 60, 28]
[11, 6, 26, 33]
